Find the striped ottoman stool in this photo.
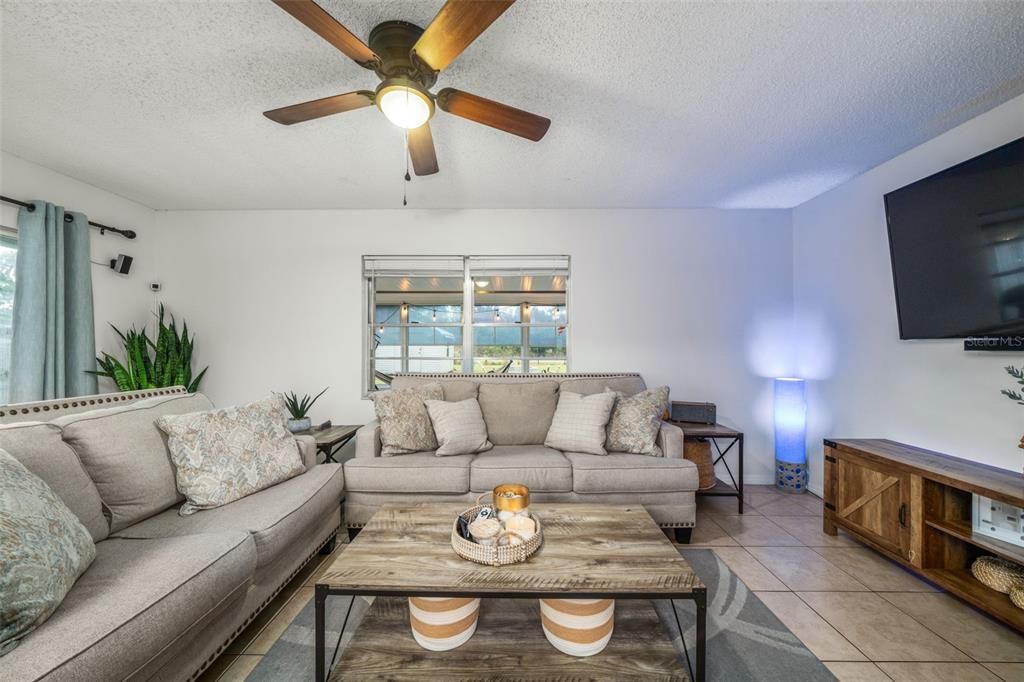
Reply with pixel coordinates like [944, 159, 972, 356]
[408, 597, 480, 651]
[539, 598, 615, 656]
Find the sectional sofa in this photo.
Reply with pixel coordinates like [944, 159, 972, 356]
[344, 373, 699, 542]
[0, 387, 344, 682]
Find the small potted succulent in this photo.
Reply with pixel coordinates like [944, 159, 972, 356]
[281, 387, 328, 433]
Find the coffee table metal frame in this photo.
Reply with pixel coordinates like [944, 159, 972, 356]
[314, 580, 707, 681]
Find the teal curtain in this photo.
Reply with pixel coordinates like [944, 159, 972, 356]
[9, 201, 97, 401]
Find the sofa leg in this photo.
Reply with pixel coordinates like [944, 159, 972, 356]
[319, 535, 337, 555]
[674, 527, 693, 544]
[347, 527, 361, 542]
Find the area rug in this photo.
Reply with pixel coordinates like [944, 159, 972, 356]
[248, 548, 834, 681]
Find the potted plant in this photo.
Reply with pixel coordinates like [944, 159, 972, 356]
[90, 304, 208, 392]
[282, 387, 328, 433]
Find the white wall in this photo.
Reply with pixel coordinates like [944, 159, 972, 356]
[152, 208, 793, 483]
[793, 93, 1024, 493]
[0, 152, 159, 363]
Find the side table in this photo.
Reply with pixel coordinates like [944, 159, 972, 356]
[670, 421, 744, 514]
[298, 424, 361, 464]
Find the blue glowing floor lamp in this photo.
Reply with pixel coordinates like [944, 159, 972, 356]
[775, 377, 808, 493]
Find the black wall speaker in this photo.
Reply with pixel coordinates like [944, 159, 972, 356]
[109, 254, 133, 275]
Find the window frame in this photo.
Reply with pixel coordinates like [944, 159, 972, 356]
[363, 255, 571, 395]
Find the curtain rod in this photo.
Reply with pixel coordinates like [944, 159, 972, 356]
[0, 195, 137, 240]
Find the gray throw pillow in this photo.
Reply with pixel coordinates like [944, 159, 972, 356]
[605, 386, 670, 456]
[370, 384, 443, 455]
[425, 398, 493, 456]
[156, 396, 305, 515]
[0, 448, 96, 656]
[544, 391, 617, 455]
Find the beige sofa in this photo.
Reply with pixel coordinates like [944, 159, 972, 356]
[345, 373, 698, 542]
[0, 387, 344, 682]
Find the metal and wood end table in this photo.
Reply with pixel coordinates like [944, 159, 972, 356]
[672, 421, 745, 514]
[297, 424, 361, 463]
[315, 503, 707, 681]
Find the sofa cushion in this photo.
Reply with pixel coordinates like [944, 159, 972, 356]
[477, 381, 558, 445]
[156, 396, 305, 515]
[345, 454, 473, 494]
[0, 449, 97, 656]
[0, 532, 255, 682]
[53, 392, 214, 532]
[113, 463, 343, 571]
[371, 384, 443, 456]
[470, 446, 572, 493]
[391, 376, 479, 402]
[544, 391, 616, 456]
[565, 452, 698, 494]
[0, 421, 108, 541]
[559, 376, 647, 397]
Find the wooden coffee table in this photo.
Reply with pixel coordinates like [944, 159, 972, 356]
[315, 503, 707, 681]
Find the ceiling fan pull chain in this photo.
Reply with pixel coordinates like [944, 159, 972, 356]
[402, 128, 410, 206]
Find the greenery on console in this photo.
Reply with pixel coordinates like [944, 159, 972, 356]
[1001, 365, 1024, 405]
[90, 304, 208, 392]
[282, 387, 328, 419]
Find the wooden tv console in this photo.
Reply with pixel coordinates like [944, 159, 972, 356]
[823, 438, 1024, 631]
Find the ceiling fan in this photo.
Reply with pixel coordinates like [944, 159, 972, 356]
[264, 0, 551, 176]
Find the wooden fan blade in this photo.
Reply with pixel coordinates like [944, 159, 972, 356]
[412, 0, 515, 73]
[408, 124, 439, 176]
[264, 91, 374, 125]
[271, 0, 380, 69]
[437, 88, 550, 141]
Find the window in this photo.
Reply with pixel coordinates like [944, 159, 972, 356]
[363, 255, 569, 392]
[0, 232, 16, 403]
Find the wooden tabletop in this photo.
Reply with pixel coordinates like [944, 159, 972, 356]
[830, 438, 1024, 504]
[319, 503, 703, 597]
[669, 421, 742, 438]
[300, 424, 360, 445]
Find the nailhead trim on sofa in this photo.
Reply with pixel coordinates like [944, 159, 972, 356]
[0, 386, 187, 420]
[187, 526, 340, 681]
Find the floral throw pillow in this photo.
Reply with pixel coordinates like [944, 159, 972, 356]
[605, 386, 670, 456]
[156, 396, 305, 515]
[370, 384, 443, 456]
[0, 448, 96, 656]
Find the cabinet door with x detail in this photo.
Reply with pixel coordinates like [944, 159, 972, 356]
[828, 450, 912, 560]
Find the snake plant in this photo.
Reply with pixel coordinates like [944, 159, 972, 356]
[281, 387, 328, 420]
[90, 304, 208, 392]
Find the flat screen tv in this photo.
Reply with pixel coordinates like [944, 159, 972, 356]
[885, 136, 1024, 339]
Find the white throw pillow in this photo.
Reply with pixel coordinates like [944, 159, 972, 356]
[156, 396, 305, 515]
[425, 398, 493, 456]
[544, 391, 617, 455]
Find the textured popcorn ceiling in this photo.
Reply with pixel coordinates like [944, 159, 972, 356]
[1, 0, 1023, 210]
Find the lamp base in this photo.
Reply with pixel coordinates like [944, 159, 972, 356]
[776, 460, 808, 493]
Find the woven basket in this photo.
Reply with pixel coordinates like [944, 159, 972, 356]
[684, 439, 717, 490]
[1010, 584, 1024, 610]
[971, 556, 1024, 594]
[451, 504, 543, 567]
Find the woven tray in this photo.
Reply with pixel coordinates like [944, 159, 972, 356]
[971, 555, 1024, 594]
[451, 504, 543, 567]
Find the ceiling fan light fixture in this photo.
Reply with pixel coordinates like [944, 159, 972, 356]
[376, 79, 434, 129]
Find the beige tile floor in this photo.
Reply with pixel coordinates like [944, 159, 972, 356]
[199, 485, 1024, 681]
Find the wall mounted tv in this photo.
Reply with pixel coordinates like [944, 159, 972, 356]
[885, 136, 1024, 340]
